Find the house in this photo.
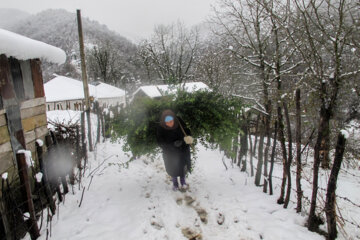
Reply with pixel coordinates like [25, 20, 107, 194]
[91, 81, 126, 108]
[44, 75, 126, 111]
[0, 28, 66, 176]
[132, 82, 210, 101]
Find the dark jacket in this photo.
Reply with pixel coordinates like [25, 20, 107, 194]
[156, 110, 191, 177]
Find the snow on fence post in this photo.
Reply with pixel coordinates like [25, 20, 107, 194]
[16, 152, 40, 240]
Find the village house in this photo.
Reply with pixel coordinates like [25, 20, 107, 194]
[131, 82, 210, 101]
[44, 74, 126, 111]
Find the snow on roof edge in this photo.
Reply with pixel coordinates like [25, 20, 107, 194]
[0, 28, 66, 64]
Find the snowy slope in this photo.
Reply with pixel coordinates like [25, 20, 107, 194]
[25, 140, 324, 240]
[23, 110, 359, 240]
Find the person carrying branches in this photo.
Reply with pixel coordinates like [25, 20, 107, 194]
[156, 109, 194, 191]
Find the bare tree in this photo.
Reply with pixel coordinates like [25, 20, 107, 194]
[285, 0, 360, 231]
[325, 131, 347, 240]
[137, 22, 200, 84]
[212, 0, 273, 187]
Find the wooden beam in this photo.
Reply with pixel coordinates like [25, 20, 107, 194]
[21, 104, 46, 119]
[20, 60, 35, 100]
[0, 125, 10, 145]
[35, 125, 48, 138]
[20, 97, 45, 109]
[0, 151, 12, 171]
[22, 113, 47, 132]
[0, 54, 16, 101]
[0, 113, 6, 126]
[25, 130, 36, 144]
[9, 57, 25, 101]
[0, 142, 12, 154]
[30, 59, 45, 98]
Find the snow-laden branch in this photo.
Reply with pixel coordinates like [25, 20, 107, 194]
[232, 94, 268, 115]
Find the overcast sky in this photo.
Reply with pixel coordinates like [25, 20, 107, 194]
[0, 0, 218, 42]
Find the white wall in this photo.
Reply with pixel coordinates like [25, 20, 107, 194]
[46, 96, 126, 111]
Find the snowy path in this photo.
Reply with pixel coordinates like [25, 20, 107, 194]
[28, 140, 324, 240]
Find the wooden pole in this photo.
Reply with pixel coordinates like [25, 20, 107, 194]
[77, 9, 93, 152]
[16, 153, 40, 240]
[0, 194, 13, 240]
[36, 141, 56, 215]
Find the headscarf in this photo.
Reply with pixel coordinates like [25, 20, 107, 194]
[160, 109, 179, 129]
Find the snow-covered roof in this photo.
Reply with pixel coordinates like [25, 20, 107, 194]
[134, 86, 163, 98]
[0, 28, 66, 64]
[44, 75, 125, 102]
[133, 82, 210, 99]
[44, 75, 92, 102]
[93, 82, 125, 99]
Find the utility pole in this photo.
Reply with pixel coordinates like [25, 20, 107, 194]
[77, 9, 93, 151]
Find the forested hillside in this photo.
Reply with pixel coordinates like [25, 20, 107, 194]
[3, 9, 141, 86]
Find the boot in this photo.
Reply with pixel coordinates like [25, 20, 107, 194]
[180, 176, 188, 190]
[172, 177, 179, 191]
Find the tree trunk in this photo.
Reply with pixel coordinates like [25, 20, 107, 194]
[308, 107, 331, 231]
[320, 121, 331, 169]
[325, 132, 346, 240]
[249, 133, 254, 177]
[255, 117, 265, 186]
[295, 89, 303, 213]
[263, 102, 272, 193]
[277, 104, 288, 204]
[262, 133, 271, 193]
[239, 117, 249, 171]
[269, 121, 278, 195]
[233, 133, 239, 165]
[253, 114, 260, 156]
[284, 102, 293, 208]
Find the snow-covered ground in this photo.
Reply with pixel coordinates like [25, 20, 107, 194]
[23, 110, 360, 240]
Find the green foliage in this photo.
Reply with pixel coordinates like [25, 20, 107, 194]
[110, 90, 243, 157]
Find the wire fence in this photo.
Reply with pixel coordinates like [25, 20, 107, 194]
[0, 103, 114, 240]
[0, 117, 88, 240]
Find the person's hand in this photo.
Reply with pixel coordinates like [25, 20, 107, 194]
[174, 140, 183, 147]
[184, 136, 193, 145]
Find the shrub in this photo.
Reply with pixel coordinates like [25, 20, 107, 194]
[111, 90, 244, 157]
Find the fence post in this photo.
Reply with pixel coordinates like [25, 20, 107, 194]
[100, 108, 105, 141]
[0, 193, 13, 240]
[81, 112, 88, 177]
[16, 152, 40, 240]
[46, 133, 63, 202]
[96, 102, 101, 143]
[36, 141, 56, 215]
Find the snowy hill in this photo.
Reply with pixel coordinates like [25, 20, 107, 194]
[2, 9, 138, 81]
[0, 8, 30, 29]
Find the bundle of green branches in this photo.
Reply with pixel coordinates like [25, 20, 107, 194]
[111, 90, 244, 157]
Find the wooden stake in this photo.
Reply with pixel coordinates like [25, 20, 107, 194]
[77, 9, 93, 152]
[36, 141, 56, 215]
[16, 153, 40, 240]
